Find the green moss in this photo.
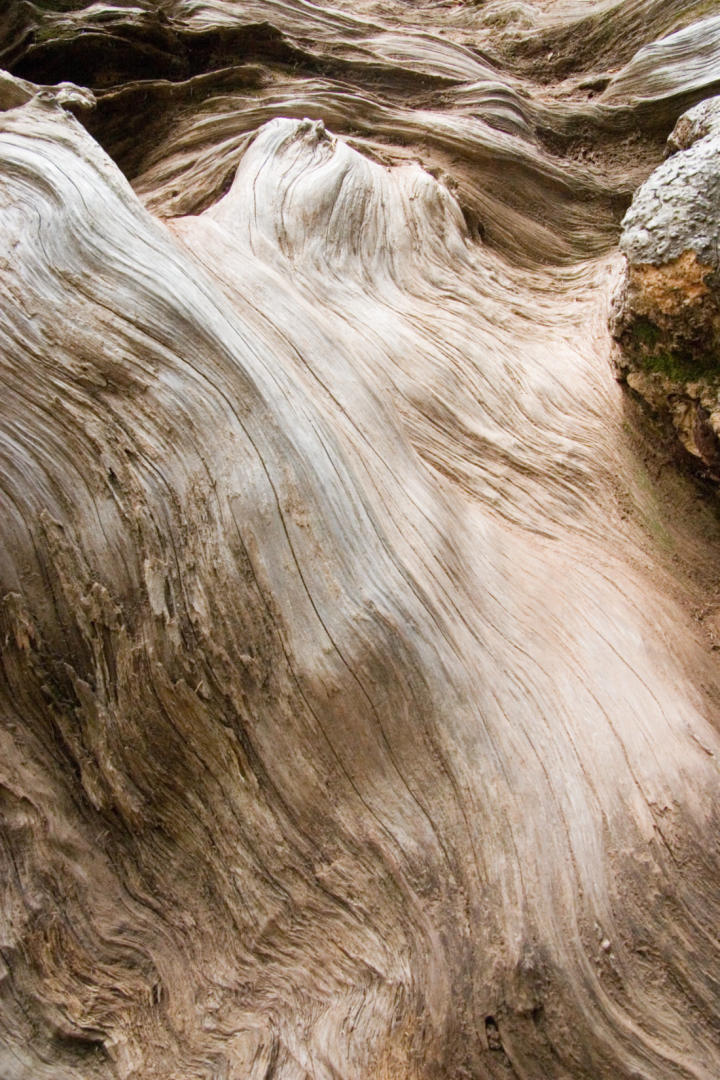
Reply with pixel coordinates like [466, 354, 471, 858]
[33, 22, 78, 44]
[631, 317, 661, 349]
[640, 348, 717, 381]
[627, 318, 718, 381]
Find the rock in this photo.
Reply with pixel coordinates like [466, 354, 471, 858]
[611, 95, 720, 476]
[666, 94, 720, 154]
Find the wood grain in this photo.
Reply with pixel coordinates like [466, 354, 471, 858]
[1, 3, 720, 1077]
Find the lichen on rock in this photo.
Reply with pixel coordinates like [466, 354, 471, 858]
[612, 94, 720, 475]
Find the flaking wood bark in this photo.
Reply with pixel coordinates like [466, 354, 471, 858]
[1, 4, 720, 1079]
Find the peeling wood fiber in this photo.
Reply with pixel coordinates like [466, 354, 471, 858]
[1, 3, 720, 1079]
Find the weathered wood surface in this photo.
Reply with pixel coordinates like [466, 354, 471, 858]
[1, 3, 720, 1078]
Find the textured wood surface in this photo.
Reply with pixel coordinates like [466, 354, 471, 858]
[1, 3, 720, 1078]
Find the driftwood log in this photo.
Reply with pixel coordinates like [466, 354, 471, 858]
[1, 3, 720, 1078]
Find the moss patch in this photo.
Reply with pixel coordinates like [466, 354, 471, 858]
[640, 348, 718, 381]
[630, 316, 661, 350]
[626, 318, 719, 380]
